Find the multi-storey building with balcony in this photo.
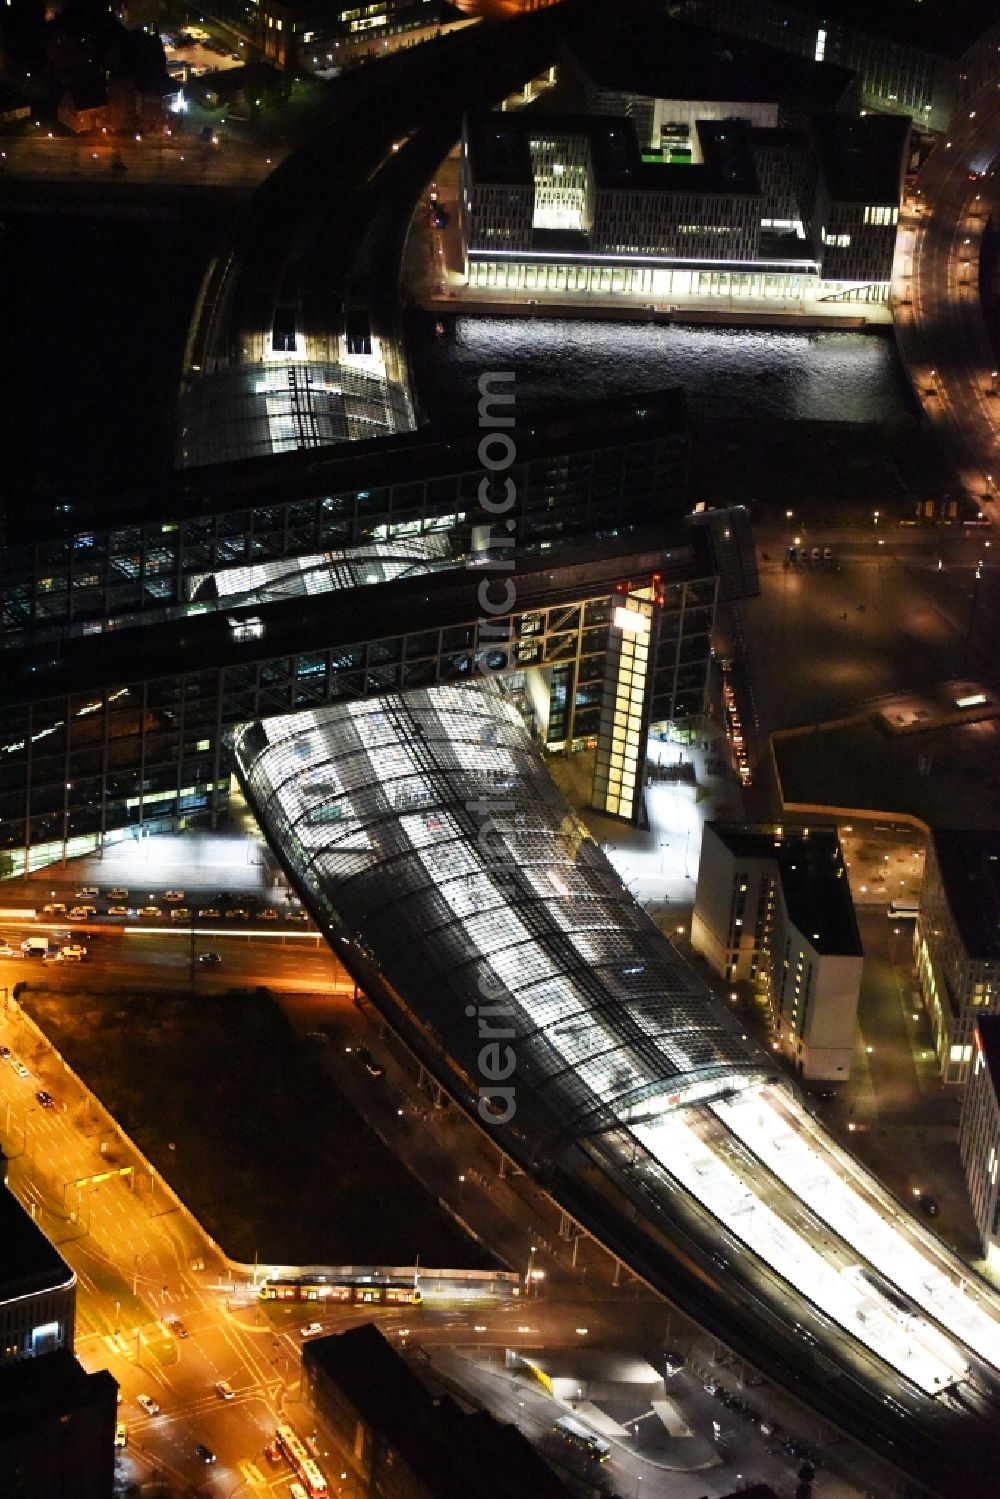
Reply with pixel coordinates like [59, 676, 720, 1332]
[960, 1015, 1000, 1266]
[916, 829, 1000, 1085]
[692, 823, 862, 1081]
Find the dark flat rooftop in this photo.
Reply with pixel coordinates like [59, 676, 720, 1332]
[737, 0, 992, 60]
[0, 1350, 116, 1435]
[3, 389, 689, 545]
[305, 1324, 573, 1499]
[564, 0, 855, 110]
[709, 823, 862, 955]
[0, 1166, 75, 1304]
[466, 112, 760, 196]
[931, 828, 1000, 962]
[810, 112, 910, 204]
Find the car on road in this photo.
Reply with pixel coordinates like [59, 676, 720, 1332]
[225, 908, 250, 920]
[286, 910, 308, 923]
[810, 546, 821, 561]
[108, 906, 130, 917]
[138, 906, 161, 918]
[114, 1423, 128, 1449]
[42, 903, 67, 915]
[164, 890, 185, 903]
[0, 944, 20, 958]
[198, 951, 222, 965]
[35, 1090, 55, 1108]
[170, 908, 192, 922]
[68, 908, 90, 921]
[198, 906, 221, 919]
[300, 1322, 324, 1338]
[136, 1394, 160, 1416]
[822, 546, 833, 560]
[12, 1059, 29, 1078]
[259, 907, 277, 921]
[0, 1046, 9, 1059]
[214, 1379, 234, 1400]
[195, 1443, 216, 1464]
[75, 887, 99, 899]
[109, 887, 129, 899]
[917, 1192, 940, 1217]
[264, 1439, 283, 1464]
[355, 1047, 384, 1077]
[169, 1318, 189, 1339]
[58, 945, 86, 962]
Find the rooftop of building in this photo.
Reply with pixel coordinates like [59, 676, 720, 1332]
[930, 829, 1000, 962]
[810, 111, 910, 204]
[465, 112, 761, 196]
[3, 388, 689, 545]
[0, 1157, 76, 1306]
[706, 823, 862, 955]
[562, 0, 856, 111]
[974, 1016, 1000, 1097]
[304, 1323, 574, 1499]
[732, 0, 993, 61]
[0, 1350, 117, 1437]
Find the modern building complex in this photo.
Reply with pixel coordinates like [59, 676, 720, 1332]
[0, 389, 761, 864]
[459, 103, 908, 305]
[915, 829, 1000, 1085]
[674, 0, 990, 132]
[691, 823, 863, 1080]
[303, 1323, 575, 1498]
[960, 1016, 1000, 1266]
[0, 1156, 116, 1499]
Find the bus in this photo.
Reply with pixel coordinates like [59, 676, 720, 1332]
[276, 1425, 328, 1497]
[554, 1415, 611, 1462]
[888, 901, 919, 920]
[259, 1275, 421, 1306]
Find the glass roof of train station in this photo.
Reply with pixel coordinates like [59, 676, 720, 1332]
[176, 362, 415, 469]
[233, 684, 769, 1156]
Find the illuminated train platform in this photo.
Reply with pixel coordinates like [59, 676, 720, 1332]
[234, 683, 1000, 1499]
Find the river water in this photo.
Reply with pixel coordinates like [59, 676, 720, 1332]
[408, 316, 915, 427]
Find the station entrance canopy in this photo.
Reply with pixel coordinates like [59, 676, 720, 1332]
[234, 684, 770, 1159]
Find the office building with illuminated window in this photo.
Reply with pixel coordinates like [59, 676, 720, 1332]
[0, 385, 762, 864]
[256, 0, 447, 71]
[460, 101, 907, 304]
[961, 1016, 1000, 1265]
[916, 829, 1000, 1085]
[692, 824, 862, 1081]
[809, 112, 910, 286]
[673, 0, 990, 132]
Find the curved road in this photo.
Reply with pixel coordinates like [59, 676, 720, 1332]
[898, 78, 1000, 509]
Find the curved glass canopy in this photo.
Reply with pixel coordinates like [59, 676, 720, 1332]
[234, 684, 769, 1157]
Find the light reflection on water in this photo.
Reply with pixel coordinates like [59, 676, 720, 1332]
[410, 317, 914, 425]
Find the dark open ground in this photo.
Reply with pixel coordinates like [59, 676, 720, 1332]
[18, 984, 495, 1268]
